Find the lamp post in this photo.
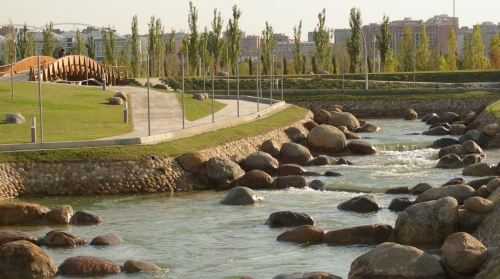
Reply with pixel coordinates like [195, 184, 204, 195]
[359, 28, 369, 90]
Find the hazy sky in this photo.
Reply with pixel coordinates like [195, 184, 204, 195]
[3, 0, 498, 40]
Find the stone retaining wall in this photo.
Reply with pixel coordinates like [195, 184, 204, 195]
[292, 99, 496, 118]
[0, 114, 311, 199]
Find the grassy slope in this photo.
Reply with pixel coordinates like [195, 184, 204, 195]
[0, 105, 309, 163]
[0, 82, 132, 143]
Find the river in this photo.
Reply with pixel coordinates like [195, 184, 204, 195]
[5, 118, 500, 279]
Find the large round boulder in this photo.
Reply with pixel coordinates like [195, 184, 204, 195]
[219, 186, 265, 205]
[310, 155, 337, 166]
[422, 126, 449, 135]
[458, 129, 485, 146]
[0, 240, 57, 279]
[124, 260, 162, 273]
[306, 125, 347, 155]
[313, 109, 331, 124]
[113, 91, 127, 101]
[449, 124, 467, 135]
[435, 153, 465, 169]
[348, 242, 445, 279]
[46, 205, 73, 225]
[274, 176, 308, 189]
[0, 231, 40, 246]
[178, 151, 207, 174]
[422, 113, 438, 122]
[265, 211, 315, 227]
[261, 139, 280, 158]
[276, 225, 325, 243]
[394, 197, 459, 243]
[415, 184, 475, 204]
[439, 112, 459, 123]
[404, 108, 418, 120]
[388, 197, 415, 211]
[0, 202, 49, 225]
[337, 195, 382, 212]
[279, 142, 313, 166]
[483, 123, 500, 136]
[326, 112, 360, 131]
[347, 140, 377, 155]
[432, 138, 460, 149]
[462, 162, 494, 177]
[277, 164, 306, 176]
[39, 230, 87, 247]
[206, 157, 245, 189]
[108, 97, 123, 105]
[244, 151, 279, 175]
[322, 224, 392, 245]
[442, 232, 487, 275]
[458, 210, 483, 234]
[358, 123, 380, 133]
[409, 182, 437, 195]
[69, 210, 102, 225]
[284, 127, 306, 143]
[58, 256, 121, 276]
[237, 170, 274, 190]
[438, 144, 464, 158]
[90, 233, 123, 246]
[463, 196, 495, 214]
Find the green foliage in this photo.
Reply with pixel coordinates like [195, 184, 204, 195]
[399, 26, 414, 72]
[347, 7, 362, 73]
[208, 9, 224, 74]
[486, 100, 500, 118]
[461, 34, 473, 69]
[293, 20, 304, 74]
[101, 27, 117, 66]
[261, 21, 275, 75]
[446, 27, 458, 71]
[416, 24, 430, 71]
[489, 32, 500, 69]
[227, 5, 242, 76]
[248, 57, 253, 75]
[165, 29, 177, 77]
[313, 9, 333, 72]
[376, 15, 391, 72]
[42, 22, 56, 57]
[311, 56, 318, 74]
[86, 36, 95, 59]
[188, 1, 199, 75]
[147, 16, 164, 77]
[16, 24, 29, 60]
[74, 28, 85, 55]
[199, 27, 210, 76]
[472, 25, 486, 69]
[131, 15, 141, 78]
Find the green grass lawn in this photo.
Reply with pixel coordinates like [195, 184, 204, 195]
[0, 82, 132, 143]
[0, 105, 310, 163]
[173, 91, 226, 121]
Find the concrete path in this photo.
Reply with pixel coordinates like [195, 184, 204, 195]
[101, 86, 286, 142]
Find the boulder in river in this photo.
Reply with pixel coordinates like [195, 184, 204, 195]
[237, 170, 274, 190]
[0, 202, 49, 225]
[265, 211, 315, 227]
[219, 186, 265, 205]
[70, 210, 102, 225]
[279, 142, 313, 166]
[337, 195, 382, 212]
[322, 224, 393, 245]
[90, 233, 123, 246]
[441, 232, 487, 275]
[244, 151, 279, 175]
[124, 260, 162, 273]
[0, 240, 57, 279]
[306, 125, 347, 155]
[58, 256, 121, 276]
[276, 225, 325, 243]
[206, 156, 245, 189]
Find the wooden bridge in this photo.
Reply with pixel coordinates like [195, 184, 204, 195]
[0, 55, 127, 85]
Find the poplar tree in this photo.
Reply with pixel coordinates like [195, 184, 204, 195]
[227, 5, 242, 75]
[209, 8, 224, 74]
[347, 7, 362, 73]
[376, 15, 391, 72]
[101, 27, 117, 66]
[460, 34, 473, 69]
[17, 24, 29, 59]
[131, 15, 141, 77]
[400, 26, 413, 72]
[86, 36, 95, 59]
[313, 9, 333, 72]
[74, 28, 85, 55]
[446, 27, 458, 71]
[42, 22, 56, 57]
[248, 57, 253, 75]
[199, 27, 210, 76]
[4, 21, 16, 64]
[471, 25, 486, 69]
[165, 29, 176, 76]
[261, 21, 275, 75]
[489, 32, 500, 69]
[416, 24, 430, 71]
[188, 1, 199, 75]
[293, 20, 304, 74]
[147, 16, 164, 76]
[26, 31, 37, 57]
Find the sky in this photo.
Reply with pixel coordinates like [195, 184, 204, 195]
[2, 0, 499, 40]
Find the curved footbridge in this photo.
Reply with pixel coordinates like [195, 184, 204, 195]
[0, 85, 287, 152]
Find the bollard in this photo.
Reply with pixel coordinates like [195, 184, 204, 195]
[31, 117, 36, 143]
[102, 72, 106, 90]
[124, 102, 128, 123]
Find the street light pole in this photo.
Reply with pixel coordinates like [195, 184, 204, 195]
[359, 28, 369, 90]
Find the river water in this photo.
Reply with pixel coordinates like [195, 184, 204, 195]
[5, 118, 500, 279]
